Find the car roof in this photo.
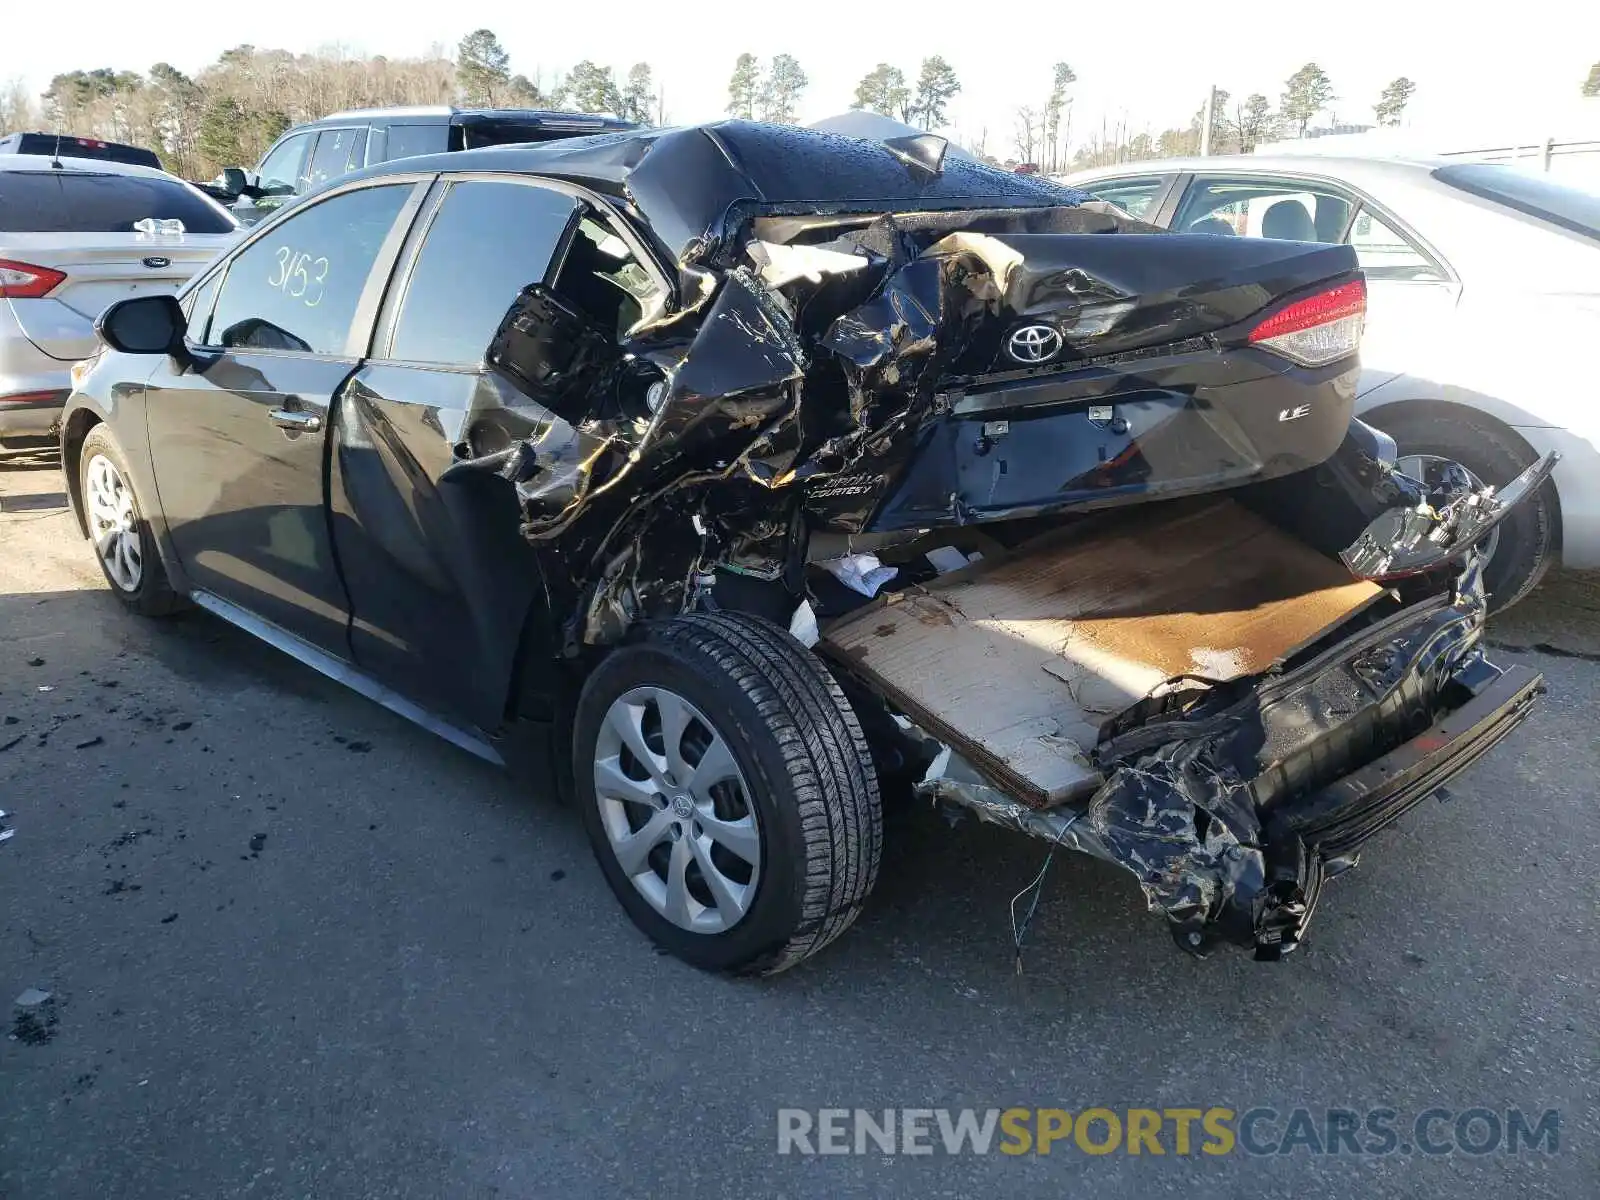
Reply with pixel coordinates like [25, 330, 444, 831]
[305, 105, 634, 129]
[0, 153, 179, 180]
[336, 120, 1088, 266]
[1065, 154, 1457, 186]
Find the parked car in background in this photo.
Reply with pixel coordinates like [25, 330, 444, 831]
[1066, 155, 1600, 609]
[1, 154, 238, 448]
[1, 132, 162, 170]
[212, 106, 637, 225]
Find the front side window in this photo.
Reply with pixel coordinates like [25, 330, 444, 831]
[254, 134, 312, 197]
[207, 184, 412, 356]
[0, 171, 236, 234]
[1082, 177, 1165, 220]
[388, 180, 578, 366]
[1174, 177, 1354, 242]
[182, 270, 222, 343]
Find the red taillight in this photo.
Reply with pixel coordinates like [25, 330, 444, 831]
[1247, 278, 1366, 367]
[0, 259, 67, 299]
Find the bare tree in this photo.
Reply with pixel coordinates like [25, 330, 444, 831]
[1013, 106, 1040, 164]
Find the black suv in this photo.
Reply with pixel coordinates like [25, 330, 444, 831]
[213, 106, 634, 224]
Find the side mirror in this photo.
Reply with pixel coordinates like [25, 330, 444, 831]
[97, 294, 191, 366]
[219, 167, 249, 197]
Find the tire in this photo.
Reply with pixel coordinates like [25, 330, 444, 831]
[1374, 407, 1557, 612]
[574, 612, 882, 975]
[78, 425, 187, 617]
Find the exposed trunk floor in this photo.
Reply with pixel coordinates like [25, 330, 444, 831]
[821, 497, 1385, 807]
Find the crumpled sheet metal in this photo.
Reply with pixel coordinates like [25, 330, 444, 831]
[911, 532, 1501, 941]
[916, 726, 1266, 930]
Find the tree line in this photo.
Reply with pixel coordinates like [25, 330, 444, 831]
[1067, 63, 1422, 172]
[0, 30, 664, 180]
[7, 37, 1525, 182]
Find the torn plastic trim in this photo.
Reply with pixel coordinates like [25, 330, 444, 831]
[1342, 452, 1560, 580]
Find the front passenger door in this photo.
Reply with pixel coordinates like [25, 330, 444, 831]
[146, 181, 424, 654]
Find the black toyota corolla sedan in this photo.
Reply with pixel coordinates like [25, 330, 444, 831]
[59, 121, 1550, 974]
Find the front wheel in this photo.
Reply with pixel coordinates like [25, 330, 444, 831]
[574, 613, 882, 975]
[78, 425, 186, 616]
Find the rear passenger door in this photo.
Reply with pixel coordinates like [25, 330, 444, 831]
[330, 176, 585, 726]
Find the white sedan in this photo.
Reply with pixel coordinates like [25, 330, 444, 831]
[1, 153, 239, 449]
[1066, 154, 1600, 609]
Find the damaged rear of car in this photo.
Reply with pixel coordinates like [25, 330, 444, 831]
[73, 121, 1552, 976]
[447, 123, 1549, 970]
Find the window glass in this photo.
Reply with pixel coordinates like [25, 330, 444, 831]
[255, 134, 312, 196]
[1432, 163, 1600, 241]
[385, 125, 448, 162]
[1174, 178, 1353, 242]
[553, 215, 665, 339]
[388, 180, 577, 365]
[1082, 177, 1165, 220]
[1345, 207, 1445, 281]
[182, 270, 222, 343]
[305, 128, 365, 191]
[0, 171, 236, 234]
[208, 184, 411, 355]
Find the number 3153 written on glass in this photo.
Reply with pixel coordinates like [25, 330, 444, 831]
[268, 246, 330, 307]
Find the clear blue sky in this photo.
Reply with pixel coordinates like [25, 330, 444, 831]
[8, 1, 1599, 153]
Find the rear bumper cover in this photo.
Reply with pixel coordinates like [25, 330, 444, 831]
[1233, 659, 1542, 959]
[0, 389, 67, 438]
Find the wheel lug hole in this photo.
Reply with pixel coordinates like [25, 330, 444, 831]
[691, 820, 702, 839]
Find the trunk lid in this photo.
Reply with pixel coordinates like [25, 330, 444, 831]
[2, 232, 232, 360]
[971, 232, 1359, 370]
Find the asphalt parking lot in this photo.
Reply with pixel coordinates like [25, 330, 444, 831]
[2, 448, 1596, 1199]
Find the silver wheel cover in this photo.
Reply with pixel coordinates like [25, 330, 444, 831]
[84, 453, 143, 593]
[593, 685, 762, 934]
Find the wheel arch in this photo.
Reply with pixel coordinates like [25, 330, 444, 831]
[61, 407, 103, 539]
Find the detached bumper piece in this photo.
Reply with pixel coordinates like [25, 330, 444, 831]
[1244, 662, 1543, 960]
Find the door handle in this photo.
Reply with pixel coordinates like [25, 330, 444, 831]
[268, 405, 322, 434]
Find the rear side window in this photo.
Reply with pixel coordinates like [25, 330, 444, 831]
[1174, 177, 1353, 242]
[0, 171, 236, 233]
[1432, 164, 1600, 242]
[1082, 177, 1166, 220]
[1345, 207, 1446, 282]
[387, 180, 577, 365]
[305, 128, 367, 191]
[207, 184, 412, 356]
[385, 125, 448, 162]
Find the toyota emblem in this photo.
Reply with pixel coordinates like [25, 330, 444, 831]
[1006, 324, 1063, 365]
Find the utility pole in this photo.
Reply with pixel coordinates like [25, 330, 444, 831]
[1199, 86, 1217, 156]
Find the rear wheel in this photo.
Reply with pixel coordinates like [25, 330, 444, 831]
[574, 613, 882, 975]
[1375, 407, 1556, 612]
[78, 426, 186, 617]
